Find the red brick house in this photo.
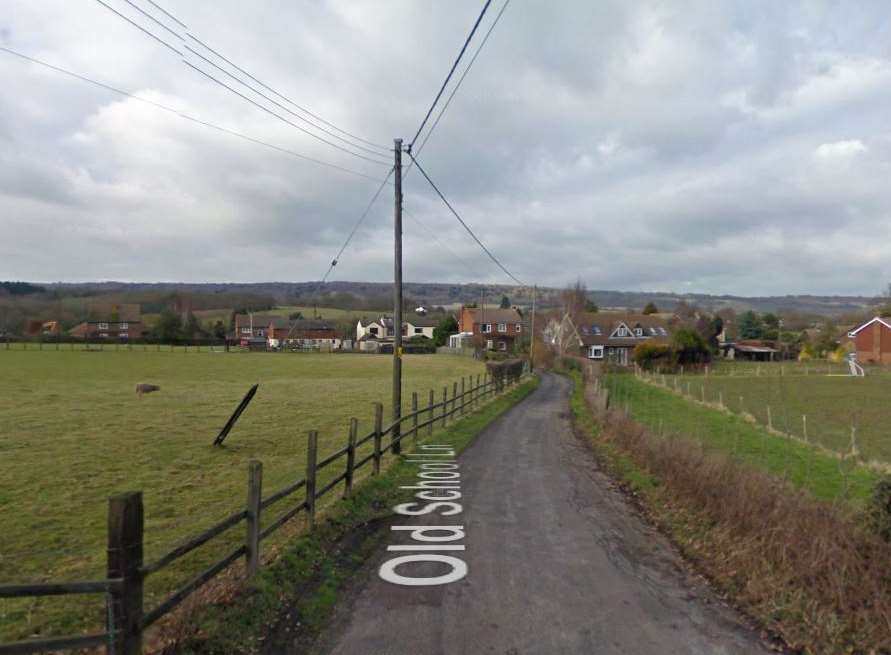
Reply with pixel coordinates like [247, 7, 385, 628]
[233, 314, 338, 348]
[848, 317, 891, 364]
[69, 304, 143, 339]
[457, 306, 523, 352]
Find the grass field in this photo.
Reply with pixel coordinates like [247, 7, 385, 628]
[653, 361, 891, 466]
[0, 350, 484, 640]
[603, 373, 882, 505]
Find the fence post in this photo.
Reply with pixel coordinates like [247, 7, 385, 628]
[441, 387, 448, 428]
[245, 460, 262, 578]
[427, 390, 434, 437]
[475, 374, 481, 409]
[452, 382, 458, 418]
[460, 378, 466, 416]
[411, 392, 419, 442]
[767, 406, 773, 430]
[373, 404, 383, 475]
[107, 491, 144, 655]
[305, 431, 318, 528]
[345, 418, 357, 498]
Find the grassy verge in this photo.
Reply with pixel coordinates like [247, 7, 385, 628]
[168, 376, 539, 655]
[604, 373, 880, 505]
[568, 370, 891, 654]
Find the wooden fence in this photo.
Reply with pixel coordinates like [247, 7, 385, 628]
[0, 366, 527, 655]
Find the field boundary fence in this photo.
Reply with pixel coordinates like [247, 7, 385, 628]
[0, 364, 529, 654]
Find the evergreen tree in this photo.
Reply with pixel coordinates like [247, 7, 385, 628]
[499, 295, 511, 309]
[154, 307, 182, 342]
[738, 310, 764, 339]
[642, 302, 658, 315]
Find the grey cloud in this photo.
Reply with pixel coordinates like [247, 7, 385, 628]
[2, 0, 891, 294]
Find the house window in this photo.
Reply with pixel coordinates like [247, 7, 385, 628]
[120, 332, 129, 339]
[98, 322, 109, 330]
[635, 328, 643, 337]
[486, 339, 494, 350]
[498, 341, 507, 351]
[515, 324, 522, 333]
[591, 326, 602, 335]
[120, 322, 129, 330]
[481, 323, 492, 333]
[414, 327, 423, 334]
[497, 323, 507, 333]
[370, 326, 379, 335]
[257, 329, 265, 337]
[589, 345, 604, 359]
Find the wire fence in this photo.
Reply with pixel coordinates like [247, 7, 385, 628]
[598, 364, 884, 507]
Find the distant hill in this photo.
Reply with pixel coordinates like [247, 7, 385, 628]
[36, 281, 882, 318]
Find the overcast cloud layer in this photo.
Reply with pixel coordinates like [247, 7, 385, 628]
[2, 1, 891, 295]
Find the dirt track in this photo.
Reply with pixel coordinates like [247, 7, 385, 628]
[310, 372, 769, 654]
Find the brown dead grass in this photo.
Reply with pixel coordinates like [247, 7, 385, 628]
[583, 376, 891, 654]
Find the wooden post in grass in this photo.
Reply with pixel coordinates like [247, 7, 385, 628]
[345, 418, 357, 497]
[428, 390, 434, 437]
[767, 405, 772, 430]
[441, 387, 448, 428]
[107, 491, 144, 655]
[411, 392, 419, 442]
[686, 381, 691, 397]
[372, 404, 383, 475]
[305, 431, 318, 528]
[460, 378, 465, 416]
[719, 391, 724, 409]
[245, 460, 262, 578]
[476, 374, 481, 408]
[453, 382, 458, 418]
[739, 395, 744, 415]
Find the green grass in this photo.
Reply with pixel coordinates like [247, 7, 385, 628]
[653, 361, 891, 465]
[178, 376, 539, 654]
[0, 351, 484, 640]
[604, 373, 882, 505]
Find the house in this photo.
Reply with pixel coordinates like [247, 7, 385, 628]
[356, 313, 438, 343]
[554, 312, 673, 366]
[848, 317, 891, 364]
[69, 304, 143, 340]
[457, 305, 523, 352]
[233, 314, 340, 349]
[233, 314, 281, 340]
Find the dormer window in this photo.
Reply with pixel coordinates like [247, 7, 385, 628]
[635, 328, 643, 337]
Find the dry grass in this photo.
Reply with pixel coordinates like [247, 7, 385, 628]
[576, 372, 891, 653]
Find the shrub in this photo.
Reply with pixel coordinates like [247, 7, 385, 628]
[633, 341, 671, 370]
[671, 328, 710, 365]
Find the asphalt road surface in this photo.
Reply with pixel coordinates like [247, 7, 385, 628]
[312, 373, 770, 654]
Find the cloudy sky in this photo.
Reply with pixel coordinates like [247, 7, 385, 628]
[2, 1, 891, 295]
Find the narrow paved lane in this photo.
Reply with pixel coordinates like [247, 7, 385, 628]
[313, 373, 768, 654]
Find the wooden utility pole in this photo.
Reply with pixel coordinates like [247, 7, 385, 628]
[392, 138, 404, 455]
[529, 285, 537, 371]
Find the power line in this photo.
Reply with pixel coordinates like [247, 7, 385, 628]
[183, 60, 391, 166]
[403, 207, 484, 278]
[94, 0, 183, 56]
[135, 0, 390, 151]
[414, 0, 510, 156]
[182, 43, 387, 159]
[121, 0, 183, 42]
[409, 0, 493, 146]
[321, 167, 395, 283]
[407, 151, 525, 286]
[95, 0, 390, 160]
[185, 33, 390, 152]
[0, 46, 388, 183]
